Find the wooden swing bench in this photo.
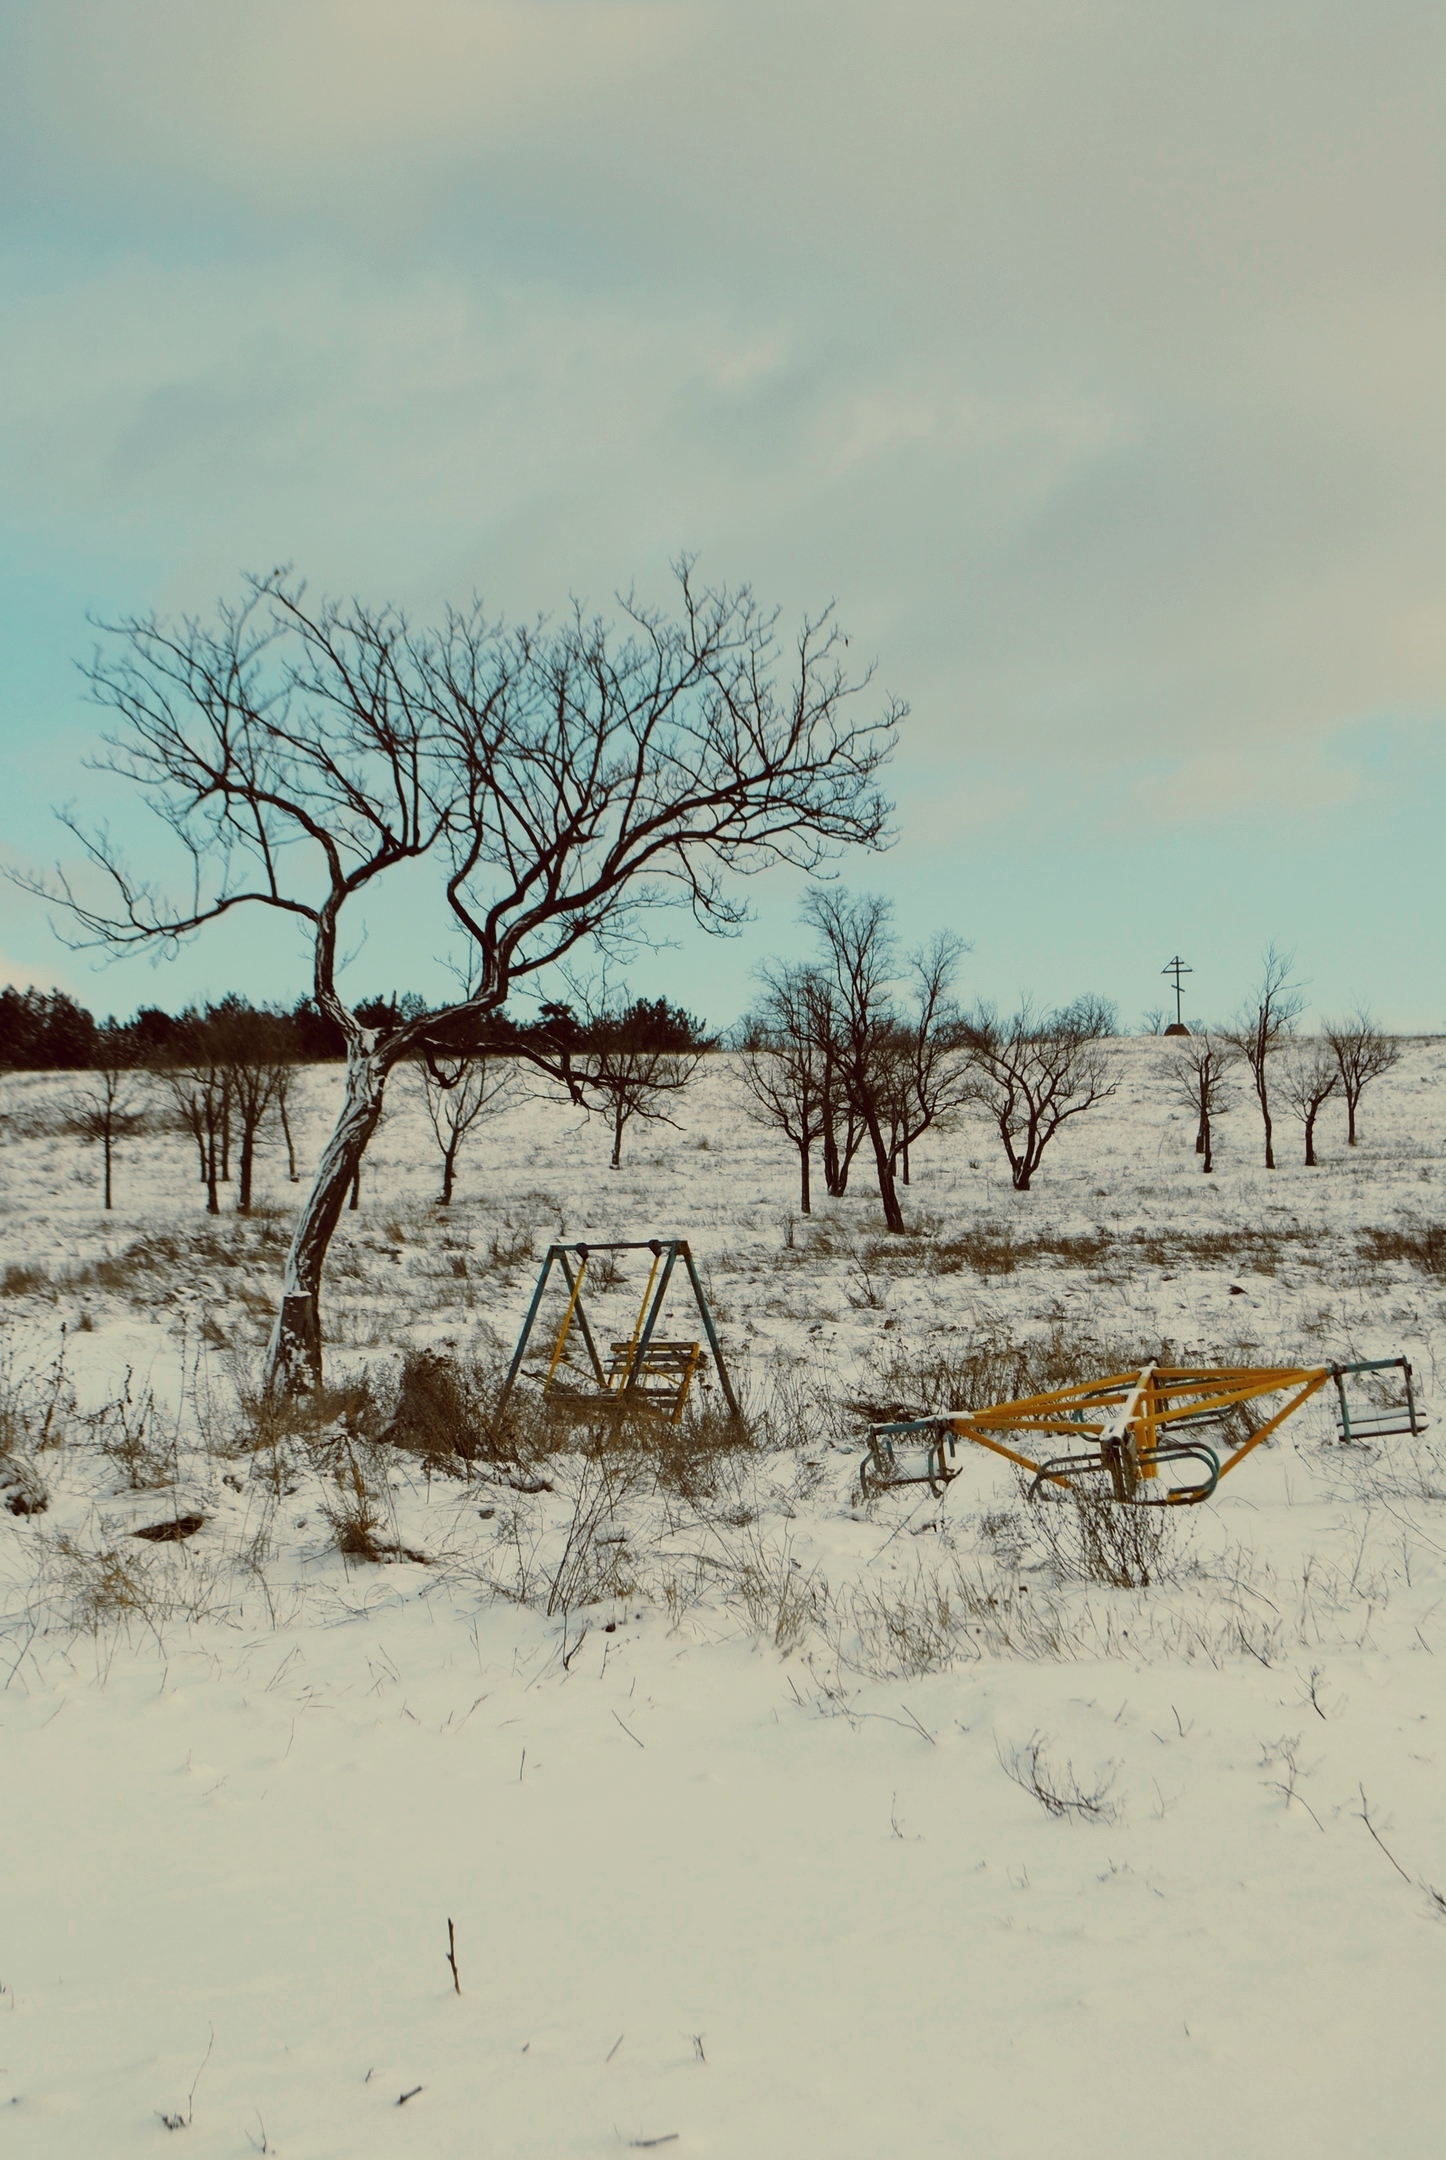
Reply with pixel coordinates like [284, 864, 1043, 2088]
[497, 1239, 738, 1428]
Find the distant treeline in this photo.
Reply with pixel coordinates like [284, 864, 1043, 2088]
[0, 985, 710, 1073]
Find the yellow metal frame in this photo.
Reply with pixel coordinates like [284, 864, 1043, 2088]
[867, 1364, 1339, 1506]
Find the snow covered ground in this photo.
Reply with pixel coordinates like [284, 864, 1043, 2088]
[2, 1042, 1444, 2157]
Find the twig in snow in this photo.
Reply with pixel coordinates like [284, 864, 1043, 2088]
[606, 2033, 625, 2063]
[446, 1917, 462, 1995]
[612, 1710, 645, 1748]
[1356, 1785, 1413, 1883]
[629, 2138, 678, 2149]
[899, 1700, 935, 1745]
[157, 2020, 214, 2130]
[397, 2085, 424, 2106]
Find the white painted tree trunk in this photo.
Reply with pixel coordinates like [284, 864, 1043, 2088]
[263, 1044, 388, 1395]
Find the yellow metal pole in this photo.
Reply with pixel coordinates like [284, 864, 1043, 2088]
[612, 1249, 662, 1394]
[544, 1254, 590, 1390]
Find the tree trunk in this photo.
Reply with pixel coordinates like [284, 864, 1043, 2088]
[440, 1143, 457, 1204]
[799, 1136, 811, 1215]
[279, 1097, 299, 1180]
[1202, 1114, 1213, 1174]
[238, 1124, 256, 1212]
[1258, 1080, 1275, 1169]
[1346, 1090, 1358, 1145]
[1304, 1108, 1318, 1167]
[902, 1129, 910, 1186]
[220, 1079, 232, 1181]
[349, 1164, 361, 1209]
[864, 1107, 905, 1233]
[611, 1098, 625, 1169]
[821, 1060, 840, 1197]
[205, 1130, 219, 1215]
[103, 1127, 113, 1209]
[264, 1048, 388, 1395]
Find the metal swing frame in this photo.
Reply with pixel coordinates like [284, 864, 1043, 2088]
[861, 1356, 1424, 1508]
[497, 1239, 739, 1425]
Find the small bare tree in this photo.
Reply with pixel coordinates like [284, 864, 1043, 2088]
[68, 1029, 146, 1209]
[417, 1052, 513, 1203]
[736, 965, 827, 1213]
[805, 972, 865, 1198]
[566, 997, 706, 1169]
[20, 560, 899, 1392]
[961, 997, 1119, 1191]
[803, 889, 909, 1231]
[1168, 1032, 1237, 1174]
[1324, 1008, 1400, 1146]
[879, 933, 972, 1185]
[207, 997, 293, 1211]
[1280, 1041, 1339, 1167]
[1225, 945, 1303, 1170]
[159, 1027, 227, 1214]
[273, 1063, 302, 1182]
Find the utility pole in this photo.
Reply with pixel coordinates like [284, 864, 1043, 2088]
[1162, 956, 1193, 1034]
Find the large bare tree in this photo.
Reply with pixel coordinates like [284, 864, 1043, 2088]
[1324, 1008, 1400, 1146]
[24, 562, 899, 1391]
[1225, 945, 1303, 1170]
[961, 997, 1119, 1191]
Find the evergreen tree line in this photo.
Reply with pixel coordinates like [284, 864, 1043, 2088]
[0, 985, 708, 1074]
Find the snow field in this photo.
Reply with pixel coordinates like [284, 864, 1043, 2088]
[1, 1042, 1445, 2156]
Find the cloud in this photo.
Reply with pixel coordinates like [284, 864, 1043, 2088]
[0, 0, 1443, 1016]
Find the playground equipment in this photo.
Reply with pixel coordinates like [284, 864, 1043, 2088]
[861, 1357, 1423, 1506]
[498, 1239, 739, 1425]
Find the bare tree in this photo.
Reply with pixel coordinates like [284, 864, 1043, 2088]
[1324, 1008, 1401, 1146]
[564, 997, 706, 1169]
[67, 1029, 146, 1209]
[961, 997, 1119, 1191]
[417, 1052, 513, 1203]
[272, 1064, 302, 1182]
[802, 889, 909, 1231]
[1279, 1041, 1339, 1167]
[207, 997, 293, 1211]
[736, 964, 828, 1213]
[879, 933, 972, 1185]
[1225, 946, 1303, 1170]
[22, 562, 900, 1390]
[1168, 1032, 1237, 1174]
[159, 1024, 227, 1214]
[804, 972, 865, 1198]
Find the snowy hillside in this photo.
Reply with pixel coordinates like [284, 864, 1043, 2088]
[2, 1042, 1443, 2157]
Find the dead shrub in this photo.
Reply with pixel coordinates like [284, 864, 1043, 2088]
[1025, 1477, 1184, 1589]
[999, 1731, 1121, 1822]
[1356, 1223, 1446, 1276]
[724, 1530, 826, 1652]
[2, 1263, 50, 1298]
[382, 1350, 495, 1469]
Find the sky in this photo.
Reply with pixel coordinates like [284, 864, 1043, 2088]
[1, 0, 1443, 1031]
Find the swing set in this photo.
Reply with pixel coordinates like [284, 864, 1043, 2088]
[498, 1239, 739, 1426]
[860, 1356, 1424, 1507]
